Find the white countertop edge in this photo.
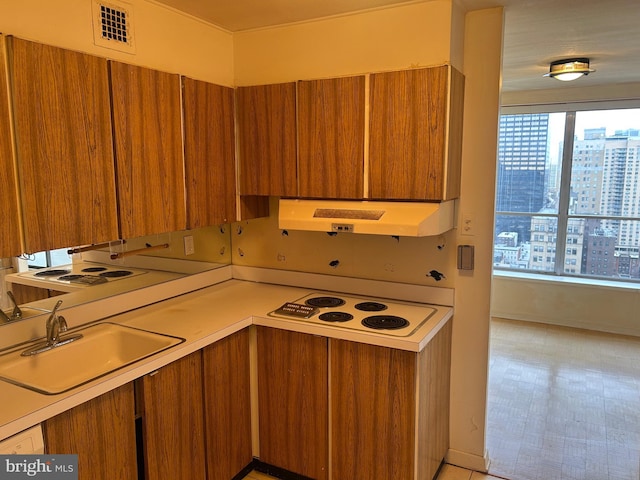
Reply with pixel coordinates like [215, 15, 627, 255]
[232, 265, 454, 306]
[252, 306, 453, 352]
[5, 274, 81, 292]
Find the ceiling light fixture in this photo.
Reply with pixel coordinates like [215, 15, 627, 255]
[544, 58, 595, 82]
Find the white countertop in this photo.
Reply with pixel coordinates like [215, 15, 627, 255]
[0, 274, 452, 441]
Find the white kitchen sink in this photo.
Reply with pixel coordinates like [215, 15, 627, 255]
[0, 323, 184, 394]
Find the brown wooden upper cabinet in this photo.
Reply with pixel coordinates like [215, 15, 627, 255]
[8, 37, 118, 253]
[110, 62, 185, 239]
[0, 36, 22, 257]
[297, 76, 366, 199]
[369, 65, 465, 201]
[236, 82, 297, 197]
[182, 77, 237, 227]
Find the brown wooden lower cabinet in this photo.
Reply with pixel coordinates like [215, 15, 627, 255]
[202, 328, 253, 480]
[256, 326, 329, 480]
[138, 329, 252, 480]
[331, 339, 417, 479]
[138, 351, 207, 480]
[331, 320, 452, 480]
[9, 284, 65, 304]
[256, 321, 451, 480]
[44, 383, 138, 480]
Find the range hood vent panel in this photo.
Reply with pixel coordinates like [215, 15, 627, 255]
[279, 199, 455, 237]
[313, 208, 385, 220]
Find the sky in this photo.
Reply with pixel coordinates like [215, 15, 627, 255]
[574, 109, 640, 139]
[547, 108, 640, 163]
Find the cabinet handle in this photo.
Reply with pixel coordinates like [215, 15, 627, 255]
[110, 243, 169, 260]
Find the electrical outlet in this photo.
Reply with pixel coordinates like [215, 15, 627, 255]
[183, 235, 195, 255]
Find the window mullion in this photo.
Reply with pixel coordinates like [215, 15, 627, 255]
[555, 111, 576, 276]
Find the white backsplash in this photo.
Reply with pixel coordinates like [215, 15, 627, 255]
[232, 197, 457, 288]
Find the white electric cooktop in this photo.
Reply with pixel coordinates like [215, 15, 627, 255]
[268, 292, 437, 337]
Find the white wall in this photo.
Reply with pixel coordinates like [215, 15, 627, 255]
[492, 274, 640, 336]
[501, 81, 640, 106]
[448, 7, 503, 471]
[0, 0, 234, 85]
[234, 0, 459, 85]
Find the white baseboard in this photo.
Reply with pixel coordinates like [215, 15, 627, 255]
[445, 448, 490, 473]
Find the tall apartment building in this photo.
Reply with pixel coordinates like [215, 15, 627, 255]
[571, 130, 640, 277]
[495, 113, 550, 243]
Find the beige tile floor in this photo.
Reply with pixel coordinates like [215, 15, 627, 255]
[487, 318, 640, 480]
[243, 472, 280, 480]
[243, 464, 499, 480]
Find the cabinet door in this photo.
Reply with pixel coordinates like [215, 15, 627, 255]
[110, 62, 185, 239]
[369, 66, 462, 201]
[331, 339, 416, 479]
[138, 351, 206, 480]
[183, 77, 237, 227]
[236, 83, 297, 197]
[10, 37, 118, 252]
[298, 76, 365, 199]
[416, 319, 452, 480]
[0, 36, 21, 257]
[257, 327, 328, 480]
[202, 329, 252, 480]
[44, 383, 137, 480]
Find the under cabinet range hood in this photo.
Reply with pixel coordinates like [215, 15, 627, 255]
[278, 199, 455, 237]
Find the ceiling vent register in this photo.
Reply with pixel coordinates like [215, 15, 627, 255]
[92, 0, 136, 54]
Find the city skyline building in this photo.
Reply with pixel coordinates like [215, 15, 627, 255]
[495, 113, 550, 244]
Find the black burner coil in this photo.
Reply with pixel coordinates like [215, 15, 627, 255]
[361, 315, 409, 330]
[305, 296, 346, 308]
[319, 312, 354, 323]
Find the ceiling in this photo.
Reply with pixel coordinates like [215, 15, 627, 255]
[154, 0, 640, 92]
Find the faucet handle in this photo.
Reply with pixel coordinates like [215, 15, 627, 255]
[46, 300, 63, 324]
[58, 316, 68, 333]
[45, 300, 64, 345]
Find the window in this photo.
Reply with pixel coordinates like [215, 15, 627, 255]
[493, 108, 640, 282]
[23, 248, 71, 270]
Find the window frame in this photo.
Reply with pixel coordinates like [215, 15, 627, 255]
[494, 100, 640, 284]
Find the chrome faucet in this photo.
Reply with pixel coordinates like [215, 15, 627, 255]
[45, 300, 65, 345]
[21, 299, 83, 356]
[0, 291, 23, 323]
